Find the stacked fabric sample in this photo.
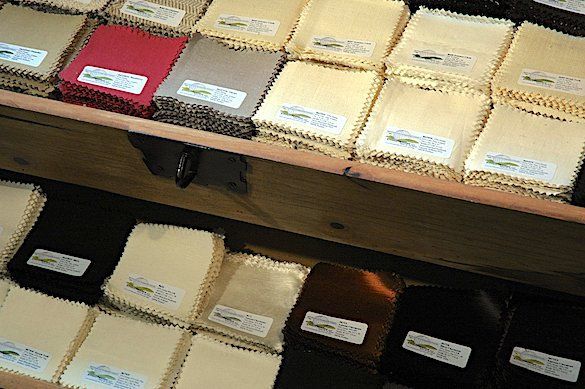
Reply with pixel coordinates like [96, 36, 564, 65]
[0, 180, 46, 273]
[286, 0, 409, 71]
[154, 35, 285, 139]
[507, 0, 585, 37]
[253, 61, 382, 159]
[194, 0, 307, 51]
[12, 0, 110, 14]
[0, 5, 87, 97]
[175, 334, 282, 389]
[492, 22, 585, 122]
[104, 223, 225, 327]
[285, 262, 404, 369]
[0, 286, 96, 383]
[356, 79, 490, 181]
[386, 7, 514, 94]
[59, 25, 187, 118]
[464, 105, 585, 202]
[104, 0, 209, 37]
[407, 0, 509, 19]
[382, 287, 505, 388]
[195, 252, 309, 352]
[60, 313, 191, 389]
[7, 199, 135, 305]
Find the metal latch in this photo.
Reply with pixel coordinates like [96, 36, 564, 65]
[128, 133, 247, 193]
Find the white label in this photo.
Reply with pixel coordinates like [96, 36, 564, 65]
[27, 249, 91, 277]
[121, 0, 186, 27]
[124, 274, 185, 310]
[301, 312, 368, 345]
[215, 14, 280, 36]
[384, 127, 454, 158]
[483, 153, 557, 181]
[411, 49, 477, 72]
[533, 0, 585, 14]
[83, 363, 147, 388]
[177, 80, 247, 109]
[78, 66, 148, 95]
[403, 331, 472, 368]
[311, 36, 376, 58]
[75, 0, 92, 4]
[519, 69, 585, 97]
[278, 104, 347, 135]
[0, 42, 48, 68]
[0, 338, 51, 373]
[208, 304, 273, 338]
[510, 347, 581, 383]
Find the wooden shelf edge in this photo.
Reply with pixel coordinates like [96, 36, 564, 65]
[2, 90, 585, 224]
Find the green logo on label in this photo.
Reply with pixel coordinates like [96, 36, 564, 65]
[181, 86, 212, 96]
[214, 312, 242, 323]
[513, 351, 546, 366]
[31, 255, 58, 263]
[523, 75, 554, 84]
[127, 4, 155, 14]
[280, 109, 311, 119]
[0, 350, 20, 357]
[83, 73, 113, 82]
[126, 281, 154, 293]
[0, 50, 14, 55]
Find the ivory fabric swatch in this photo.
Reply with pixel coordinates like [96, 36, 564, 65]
[507, 0, 585, 37]
[386, 7, 514, 94]
[253, 61, 382, 159]
[195, 252, 309, 352]
[104, 223, 225, 327]
[356, 79, 490, 181]
[0, 180, 46, 274]
[12, 0, 110, 14]
[286, 0, 409, 71]
[60, 313, 191, 389]
[464, 104, 585, 202]
[407, 0, 509, 19]
[194, 0, 307, 51]
[0, 286, 95, 383]
[492, 22, 585, 121]
[174, 334, 282, 389]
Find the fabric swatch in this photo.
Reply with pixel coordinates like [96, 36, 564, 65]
[573, 164, 585, 207]
[507, 0, 585, 37]
[174, 334, 282, 389]
[104, 223, 225, 327]
[12, 0, 110, 15]
[286, 0, 409, 71]
[407, 0, 509, 19]
[0, 278, 11, 308]
[195, 252, 309, 352]
[285, 262, 404, 368]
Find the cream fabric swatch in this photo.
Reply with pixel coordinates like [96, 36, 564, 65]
[175, 334, 282, 389]
[194, 0, 307, 51]
[15, 0, 110, 14]
[60, 313, 191, 389]
[287, 0, 409, 70]
[104, 223, 225, 327]
[386, 7, 514, 93]
[0, 287, 94, 382]
[195, 252, 309, 352]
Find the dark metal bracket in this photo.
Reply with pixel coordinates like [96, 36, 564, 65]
[128, 132, 247, 194]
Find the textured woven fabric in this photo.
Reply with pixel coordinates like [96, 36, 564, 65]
[407, 0, 509, 18]
[12, 0, 110, 14]
[507, 0, 585, 37]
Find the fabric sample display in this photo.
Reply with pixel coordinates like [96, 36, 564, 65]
[507, 0, 585, 37]
[0, 286, 95, 383]
[59, 25, 187, 118]
[382, 287, 505, 388]
[0, 5, 87, 97]
[0, 180, 46, 273]
[253, 61, 382, 159]
[154, 35, 285, 139]
[104, 223, 225, 327]
[356, 79, 490, 181]
[174, 334, 282, 389]
[386, 7, 514, 94]
[407, 0, 509, 19]
[464, 104, 585, 202]
[195, 252, 309, 352]
[286, 0, 409, 71]
[495, 302, 585, 388]
[492, 22, 585, 121]
[194, 0, 307, 51]
[60, 313, 191, 389]
[285, 262, 404, 368]
[12, 0, 110, 15]
[105, 0, 209, 37]
[7, 199, 135, 305]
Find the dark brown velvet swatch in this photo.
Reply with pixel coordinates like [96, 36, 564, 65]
[285, 262, 404, 368]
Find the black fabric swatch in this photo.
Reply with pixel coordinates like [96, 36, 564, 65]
[572, 165, 585, 207]
[8, 198, 135, 304]
[495, 302, 585, 388]
[406, 0, 510, 19]
[507, 0, 585, 37]
[382, 287, 506, 388]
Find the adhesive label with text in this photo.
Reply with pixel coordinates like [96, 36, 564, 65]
[411, 49, 477, 72]
[121, 0, 186, 27]
[0, 42, 47, 67]
[483, 152, 557, 181]
[384, 127, 454, 158]
[301, 312, 368, 345]
[519, 69, 585, 97]
[403, 331, 471, 368]
[78, 66, 148, 95]
[208, 305, 273, 338]
[83, 363, 147, 388]
[510, 347, 581, 383]
[311, 36, 375, 57]
[278, 104, 347, 135]
[0, 338, 51, 373]
[124, 274, 185, 310]
[533, 0, 585, 15]
[177, 80, 247, 109]
[215, 14, 279, 36]
[27, 249, 91, 277]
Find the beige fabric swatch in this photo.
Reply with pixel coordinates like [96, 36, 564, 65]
[175, 334, 282, 389]
[60, 313, 191, 389]
[0, 287, 94, 382]
[195, 252, 309, 352]
[255, 128, 351, 159]
[15, 0, 110, 14]
[0, 279, 10, 308]
[287, 0, 409, 70]
[104, 223, 225, 327]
